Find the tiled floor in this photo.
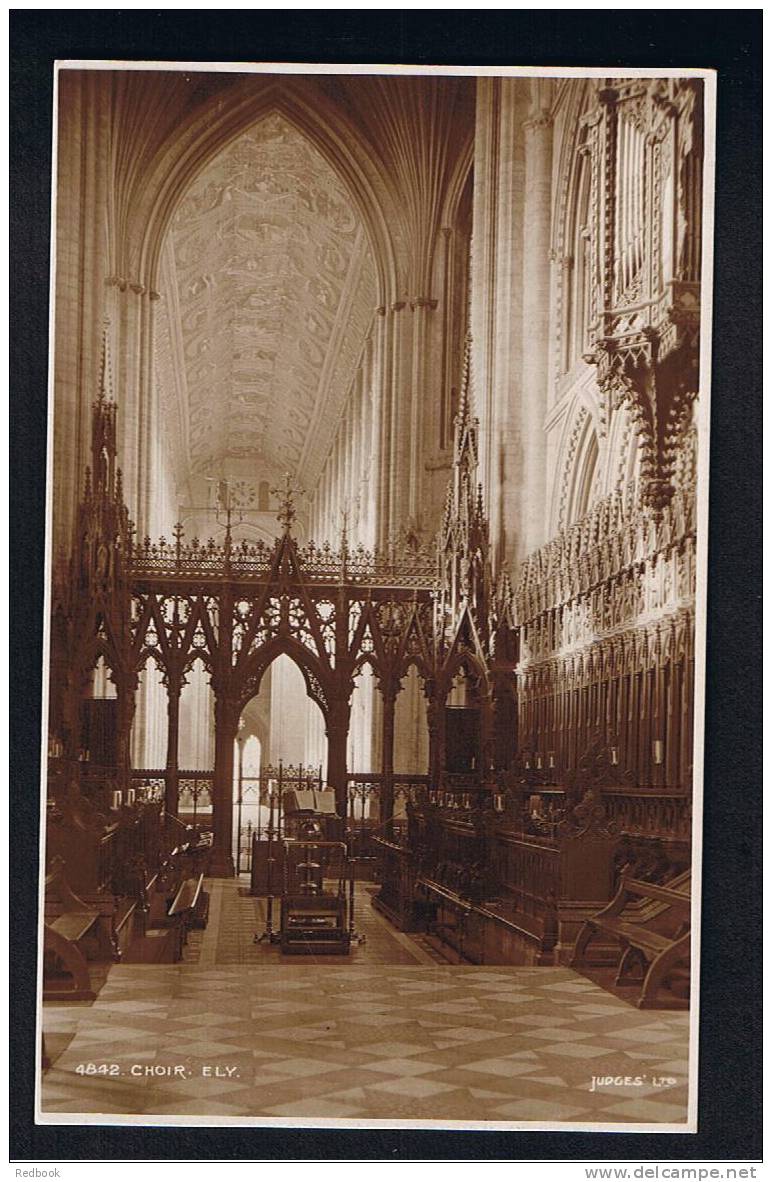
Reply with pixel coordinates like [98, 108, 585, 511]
[41, 878, 691, 1127]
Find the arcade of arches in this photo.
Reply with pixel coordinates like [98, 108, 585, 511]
[42, 70, 702, 1126]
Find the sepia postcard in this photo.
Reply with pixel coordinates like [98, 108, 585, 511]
[35, 58, 716, 1136]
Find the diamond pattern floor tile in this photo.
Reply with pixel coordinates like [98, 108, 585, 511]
[40, 876, 691, 1127]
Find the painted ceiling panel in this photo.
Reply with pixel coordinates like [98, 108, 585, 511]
[170, 111, 376, 483]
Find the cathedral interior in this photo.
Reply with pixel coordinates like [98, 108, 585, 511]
[40, 68, 704, 1128]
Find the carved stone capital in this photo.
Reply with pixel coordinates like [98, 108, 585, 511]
[105, 275, 160, 300]
[524, 113, 552, 134]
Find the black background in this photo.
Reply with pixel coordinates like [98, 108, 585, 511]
[10, 9, 763, 1163]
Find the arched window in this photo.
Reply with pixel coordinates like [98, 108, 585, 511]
[564, 136, 592, 373]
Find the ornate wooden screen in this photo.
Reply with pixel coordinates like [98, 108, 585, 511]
[48, 326, 522, 874]
[48, 310, 696, 876]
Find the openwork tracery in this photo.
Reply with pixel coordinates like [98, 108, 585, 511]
[49, 340, 518, 874]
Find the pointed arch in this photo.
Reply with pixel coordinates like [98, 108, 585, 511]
[119, 77, 400, 303]
[236, 634, 333, 722]
[604, 399, 642, 495]
[440, 606, 490, 697]
[570, 419, 601, 524]
[551, 386, 606, 532]
[552, 79, 599, 380]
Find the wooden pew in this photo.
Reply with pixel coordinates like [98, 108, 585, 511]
[142, 872, 205, 962]
[166, 872, 205, 948]
[572, 870, 691, 1009]
[43, 859, 111, 1001]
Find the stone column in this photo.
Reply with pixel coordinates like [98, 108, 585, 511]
[53, 71, 114, 563]
[335, 430, 345, 531]
[321, 464, 330, 542]
[438, 227, 455, 454]
[521, 97, 554, 554]
[373, 306, 391, 549]
[361, 334, 375, 547]
[469, 77, 528, 569]
[470, 77, 502, 500]
[328, 455, 335, 540]
[351, 369, 363, 540]
[388, 302, 412, 537]
[409, 297, 437, 525]
[112, 281, 160, 539]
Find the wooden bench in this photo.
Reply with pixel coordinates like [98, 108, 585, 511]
[43, 859, 107, 1001]
[143, 873, 206, 962]
[572, 870, 691, 1009]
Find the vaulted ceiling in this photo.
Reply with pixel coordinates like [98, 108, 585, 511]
[157, 111, 377, 498]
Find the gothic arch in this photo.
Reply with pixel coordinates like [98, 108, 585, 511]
[438, 135, 474, 237]
[181, 648, 213, 683]
[440, 644, 490, 701]
[552, 390, 603, 531]
[353, 650, 384, 684]
[135, 644, 167, 681]
[116, 76, 401, 304]
[551, 79, 598, 380]
[398, 655, 432, 689]
[567, 416, 601, 525]
[236, 635, 333, 722]
[604, 399, 642, 495]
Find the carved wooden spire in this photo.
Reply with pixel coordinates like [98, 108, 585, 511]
[97, 318, 115, 405]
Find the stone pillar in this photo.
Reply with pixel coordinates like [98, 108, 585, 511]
[335, 430, 345, 530]
[521, 96, 554, 554]
[330, 436, 339, 533]
[373, 305, 391, 549]
[53, 72, 115, 563]
[470, 78, 502, 499]
[320, 464, 330, 542]
[361, 334, 376, 547]
[112, 282, 160, 539]
[438, 227, 456, 454]
[409, 297, 437, 525]
[388, 302, 412, 537]
[469, 77, 528, 570]
[351, 369, 363, 540]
